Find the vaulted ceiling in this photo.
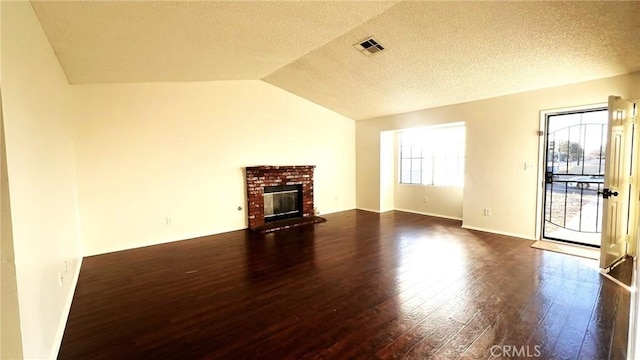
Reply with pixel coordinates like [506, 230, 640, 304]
[31, 1, 640, 120]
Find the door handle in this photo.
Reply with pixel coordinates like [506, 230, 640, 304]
[545, 172, 554, 183]
[598, 188, 619, 199]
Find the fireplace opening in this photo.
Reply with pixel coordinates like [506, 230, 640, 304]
[263, 184, 303, 222]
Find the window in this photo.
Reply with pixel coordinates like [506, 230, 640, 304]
[399, 123, 465, 186]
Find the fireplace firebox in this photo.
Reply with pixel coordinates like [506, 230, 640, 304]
[263, 184, 303, 222]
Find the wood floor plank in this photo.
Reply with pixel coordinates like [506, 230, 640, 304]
[548, 280, 601, 360]
[58, 210, 630, 359]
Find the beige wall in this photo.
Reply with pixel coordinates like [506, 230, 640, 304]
[356, 123, 382, 212]
[1, 2, 83, 359]
[1, 88, 23, 359]
[395, 185, 463, 220]
[357, 72, 640, 239]
[74, 80, 356, 255]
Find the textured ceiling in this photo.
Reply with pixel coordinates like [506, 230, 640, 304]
[31, 1, 640, 120]
[265, 1, 640, 119]
[30, 1, 398, 82]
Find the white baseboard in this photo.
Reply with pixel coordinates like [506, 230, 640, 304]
[461, 224, 536, 240]
[356, 207, 381, 213]
[394, 208, 462, 221]
[51, 256, 83, 359]
[315, 207, 357, 216]
[83, 227, 248, 257]
[354, 209, 535, 240]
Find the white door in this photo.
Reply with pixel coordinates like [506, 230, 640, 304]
[600, 96, 637, 269]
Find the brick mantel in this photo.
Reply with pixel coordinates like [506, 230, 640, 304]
[245, 166, 315, 230]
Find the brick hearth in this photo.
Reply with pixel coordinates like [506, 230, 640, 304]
[246, 165, 315, 230]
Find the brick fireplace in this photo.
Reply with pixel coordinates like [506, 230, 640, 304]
[246, 165, 324, 232]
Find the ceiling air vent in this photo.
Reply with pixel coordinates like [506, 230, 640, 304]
[353, 37, 385, 56]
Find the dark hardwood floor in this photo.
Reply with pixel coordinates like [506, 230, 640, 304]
[59, 210, 630, 359]
[608, 256, 633, 287]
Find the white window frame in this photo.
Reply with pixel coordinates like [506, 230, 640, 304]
[399, 122, 465, 187]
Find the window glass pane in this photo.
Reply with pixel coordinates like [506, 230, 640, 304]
[400, 170, 411, 183]
[422, 155, 433, 185]
[401, 158, 411, 170]
[433, 156, 444, 185]
[411, 170, 421, 183]
[411, 146, 422, 158]
[411, 159, 421, 172]
[400, 146, 410, 157]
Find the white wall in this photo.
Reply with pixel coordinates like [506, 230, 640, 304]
[1, 2, 83, 359]
[379, 131, 395, 212]
[74, 80, 356, 255]
[1, 86, 24, 360]
[395, 185, 463, 220]
[391, 130, 464, 219]
[356, 72, 640, 239]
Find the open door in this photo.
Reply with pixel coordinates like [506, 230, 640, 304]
[600, 96, 637, 269]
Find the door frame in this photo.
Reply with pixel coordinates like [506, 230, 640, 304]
[627, 100, 640, 258]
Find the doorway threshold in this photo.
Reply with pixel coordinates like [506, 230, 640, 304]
[531, 239, 599, 260]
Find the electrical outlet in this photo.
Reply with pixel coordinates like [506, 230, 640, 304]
[58, 272, 63, 287]
[483, 208, 491, 216]
[166, 217, 172, 225]
[423, 196, 428, 203]
[64, 260, 69, 274]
